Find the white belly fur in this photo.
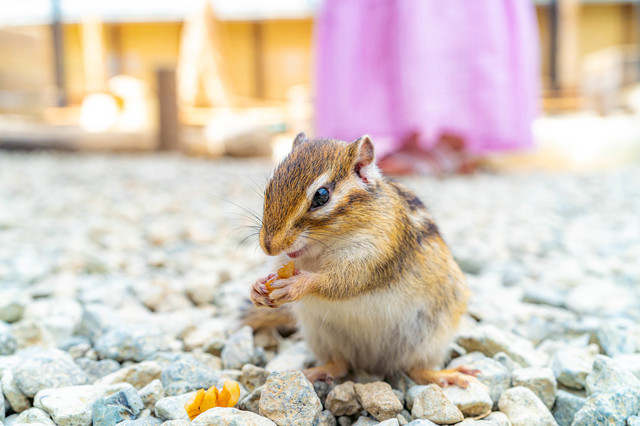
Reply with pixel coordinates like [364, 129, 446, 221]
[294, 287, 452, 375]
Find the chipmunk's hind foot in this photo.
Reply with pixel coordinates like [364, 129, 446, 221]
[304, 359, 349, 384]
[409, 365, 480, 388]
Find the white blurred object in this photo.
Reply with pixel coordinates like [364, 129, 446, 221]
[79, 93, 118, 133]
[108, 75, 153, 132]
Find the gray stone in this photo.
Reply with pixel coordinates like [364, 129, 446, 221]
[405, 386, 428, 411]
[0, 289, 29, 323]
[33, 384, 131, 426]
[351, 417, 377, 426]
[95, 326, 169, 362]
[259, 370, 322, 426]
[571, 389, 640, 426]
[595, 323, 637, 357]
[103, 386, 145, 418]
[492, 352, 520, 374]
[551, 344, 598, 390]
[96, 361, 162, 389]
[76, 358, 121, 382]
[191, 407, 276, 426]
[456, 325, 547, 368]
[160, 358, 219, 396]
[313, 410, 337, 426]
[353, 382, 403, 422]
[613, 354, 640, 379]
[441, 382, 492, 416]
[116, 418, 163, 426]
[92, 397, 126, 426]
[75, 304, 122, 342]
[159, 421, 190, 426]
[325, 381, 361, 417]
[477, 411, 510, 426]
[448, 352, 511, 409]
[585, 355, 640, 396]
[13, 349, 88, 397]
[265, 341, 314, 373]
[13, 407, 55, 425]
[551, 389, 585, 426]
[0, 322, 17, 356]
[139, 380, 163, 410]
[4, 413, 18, 426]
[154, 392, 195, 421]
[313, 380, 334, 407]
[10, 319, 56, 349]
[2, 369, 30, 413]
[238, 386, 262, 414]
[239, 364, 270, 392]
[497, 386, 556, 426]
[377, 419, 400, 426]
[511, 367, 556, 409]
[221, 326, 255, 370]
[406, 420, 437, 426]
[411, 384, 463, 425]
[1, 381, 4, 422]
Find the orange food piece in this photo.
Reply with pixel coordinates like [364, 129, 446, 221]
[265, 261, 295, 292]
[184, 380, 242, 420]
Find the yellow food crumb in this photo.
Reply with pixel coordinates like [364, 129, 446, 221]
[265, 261, 295, 292]
[184, 380, 241, 420]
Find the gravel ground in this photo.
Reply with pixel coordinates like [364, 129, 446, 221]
[1, 152, 640, 426]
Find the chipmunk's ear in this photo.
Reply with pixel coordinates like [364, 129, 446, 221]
[351, 135, 380, 184]
[292, 132, 308, 150]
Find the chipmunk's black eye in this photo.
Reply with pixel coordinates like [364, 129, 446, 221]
[311, 187, 330, 209]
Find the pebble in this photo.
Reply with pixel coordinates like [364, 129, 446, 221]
[0, 289, 29, 323]
[497, 386, 556, 426]
[585, 354, 640, 396]
[95, 326, 169, 362]
[76, 358, 121, 383]
[410, 384, 463, 425]
[1, 382, 4, 422]
[406, 420, 437, 426]
[160, 357, 219, 397]
[552, 389, 585, 426]
[325, 381, 362, 416]
[191, 407, 276, 426]
[353, 382, 403, 422]
[628, 416, 640, 426]
[138, 379, 164, 410]
[117, 418, 163, 426]
[551, 344, 599, 390]
[511, 367, 557, 409]
[447, 352, 510, 408]
[221, 326, 256, 370]
[95, 361, 162, 389]
[441, 382, 492, 416]
[238, 386, 262, 414]
[314, 410, 337, 426]
[571, 389, 640, 426]
[477, 411, 510, 426]
[265, 341, 315, 373]
[259, 370, 322, 425]
[33, 384, 130, 426]
[239, 364, 270, 392]
[2, 369, 31, 413]
[0, 321, 17, 356]
[13, 349, 88, 397]
[13, 407, 55, 425]
[613, 354, 640, 378]
[153, 392, 194, 421]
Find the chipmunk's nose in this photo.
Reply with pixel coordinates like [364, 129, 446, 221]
[260, 230, 289, 256]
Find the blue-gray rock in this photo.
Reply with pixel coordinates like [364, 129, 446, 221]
[191, 407, 276, 426]
[448, 352, 511, 409]
[103, 386, 144, 418]
[3, 413, 18, 426]
[551, 390, 585, 426]
[0, 289, 29, 323]
[221, 326, 255, 370]
[116, 418, 163, 426]
[96, 361, 162, 389]
[240, 364, 270, 392]
[238, 386, 262, 414]
[75, 304, 122, 342]
[585, 355, 640, 396]
[160, 358, 219, 397]
[551, 344, 599, 390]
[613, 354, 640, 379]
[477, 411, 510, 426]
[13, 407, 55, 424]
[594, 322, 637, 357]
[76, 357, 121, 382]
[627, 416, 640, 426]
[0, 321, 17, 356]
[259, 370, 322, 426]
[95, 326, 169, 362]
[571, 389, 640, 426]
[405, 386, 428, 411]
[313, 410, 337, 426]
[93, 397, 126, 426]
[153, 392, 194, 421]
[1, 380, 5, 422]
[13, 349, 88, 397]
[406, 420, 437, 426]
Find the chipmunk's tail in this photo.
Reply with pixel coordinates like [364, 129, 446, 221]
[242, 304, 297, 334]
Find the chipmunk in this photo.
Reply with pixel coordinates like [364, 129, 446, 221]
[249, 133, 475, 387]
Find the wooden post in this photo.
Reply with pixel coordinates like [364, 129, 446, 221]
[252, 21, 265, 99]
[557, 0, 580, 92]
[157, 68, 180, 151]
[549, 0, 559, 91]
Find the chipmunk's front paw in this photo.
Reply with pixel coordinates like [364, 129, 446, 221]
[250, 274, 277, 308]
[268, 272, 309, 307]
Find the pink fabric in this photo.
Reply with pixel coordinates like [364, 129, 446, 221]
[314, 0, 540, 157]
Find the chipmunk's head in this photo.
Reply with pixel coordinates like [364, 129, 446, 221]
[260, 132, 382, 257]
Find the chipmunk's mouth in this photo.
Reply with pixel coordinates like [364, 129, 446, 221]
[286, 245, 307, 258]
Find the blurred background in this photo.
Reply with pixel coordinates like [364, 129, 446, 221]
[0, 0, 639, 170]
